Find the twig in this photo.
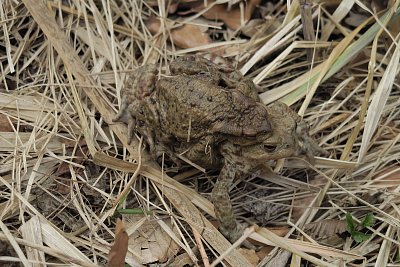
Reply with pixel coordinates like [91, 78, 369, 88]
[191, 226, 210, 267]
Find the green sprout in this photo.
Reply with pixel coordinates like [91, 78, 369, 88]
[346, 213, 375, 243]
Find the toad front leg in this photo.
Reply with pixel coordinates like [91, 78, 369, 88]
[211, 160, 248, 243]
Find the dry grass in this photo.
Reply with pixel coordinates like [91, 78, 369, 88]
[0, 0, 399, 266]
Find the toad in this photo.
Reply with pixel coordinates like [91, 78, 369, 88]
[114, 56, 326, 243]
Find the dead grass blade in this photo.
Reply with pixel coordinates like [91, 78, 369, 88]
[262, 6, 400, 106]
[19, 216, 46, 267]
[0, 220, 30, 266]
[359, 35, 400, 161]
[251, 227, 363, 266]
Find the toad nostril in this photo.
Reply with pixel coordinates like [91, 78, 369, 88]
[283, 143, 289, 149]
[217, 79, 228, 87]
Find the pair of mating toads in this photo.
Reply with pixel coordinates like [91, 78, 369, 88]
[114, 56, 326, 243]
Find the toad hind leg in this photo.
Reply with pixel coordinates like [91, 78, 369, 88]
[211, 161, 246, 243]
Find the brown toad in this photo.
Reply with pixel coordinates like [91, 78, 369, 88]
[114, 56, 326, 243]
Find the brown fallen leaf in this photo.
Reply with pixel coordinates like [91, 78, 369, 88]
[292, 193, 318, 222]
[189, 0, 261, 30]
[54, 179, 71, 195]
[55, 143, 87, 174]
[369, 165, 400, 192]
[262, 250, 291, 267]
[0, 114, 14, 132]
[146, 0, 198, 14]
[386, 15, 400, 44]
[252, 226, 290, 253]
[345, 11, 369, 27]
[126, 215, 180, 264]
[256, 245, 274, 261]
[345, 0, 387, 27]
[108, 218, 129, 267]
[146, 17, 212, 49]
[238, 248, 260, 265]
[304, 219, 347, 239]
[240, 18, 266, 37]
[171, 23, 212, 49]
[292, 175, 325, 222]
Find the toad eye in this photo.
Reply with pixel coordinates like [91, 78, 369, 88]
[263, 144, 277, 153]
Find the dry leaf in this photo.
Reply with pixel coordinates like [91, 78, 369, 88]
[168, 251, 195, 267]
[253, 227, 290, 256]
[240, 18, 265, 37]
[190, 0, 261, 30]
[238, 248, 260, 265]
[127, 215, 180, 264]
[292, 193, 318, 222]
[387, 15, 400, 38]
[146, 17, 212, 49]
[292, 176, 325, 222]
[345, 12, 369, 27]
[0, 114, 13, 132]
[264, 250, 291, 267]
[305, 219, 347, 238]
[54, 180, 71, 195]
[171, 24, 212, 48]
[108, 219, 129, 267]
[146, 0, 198, 13]
[256, 245, 275, 260]
[168, 1, 180, 14]
[369, 166, 400, 191]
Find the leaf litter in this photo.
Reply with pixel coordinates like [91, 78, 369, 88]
[0, 0, 400, 266]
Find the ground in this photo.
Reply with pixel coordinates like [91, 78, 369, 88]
[0, 0, 399, 266]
